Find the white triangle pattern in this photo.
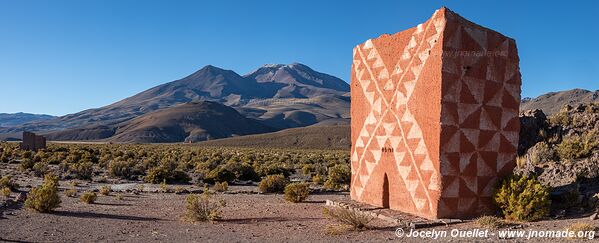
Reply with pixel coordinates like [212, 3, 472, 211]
[350, 10, 446, 210]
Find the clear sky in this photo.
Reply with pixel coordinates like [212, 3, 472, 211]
[1, 0, 597, 116]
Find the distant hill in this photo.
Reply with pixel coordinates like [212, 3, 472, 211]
[0, 63, 349, 140]
[197, 125, 350, 150]
[47, 101, 275, 143]
[0, 113, 55, 127]
[521, 89, 599, 115]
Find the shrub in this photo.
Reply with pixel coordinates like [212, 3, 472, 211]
[528, 142, 554, 164]
[25, 174, 61, 213]
[556, 132, 598, 160]
[284, 183, 310, 203]
[80, 191, 97, 204]
[312, 174, 325, 185]
[145, 164, 190, 184]
[1, 187, 10, 197]
[33, 162, 50, 177]
[203, 167, 236, 184]
[184, 190, 226, 222]
[214, 181, 228, 192]
[324, 164, 351, 190]
[258, 174, 288, 193]
[68, 162, 94, 180]
[223, 162, 259, 181]
[108, 160, 143, 180]
[549, 111, 570, 127]
[493, 175, 550, 221]
[256, 164, 293, 177]
[323, 207, 372, 230]
[0, 176, 18, 191]
[20, 158, 35, 171]
[475, 215, 504, 229]
[99, 185, 111, 196]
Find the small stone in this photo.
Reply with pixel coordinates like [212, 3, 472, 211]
[16, 192, 27, 202]
[589, 212, 598, 220]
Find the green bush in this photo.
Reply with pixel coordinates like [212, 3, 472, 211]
[556, 131, 598, 160]
[528, 142, 555, 164]
[20, 158, 35, 171]
[108, 160, 143, 180]
[223, 162, 259, 181]
[284, 183, 310, 203]
[25, 174, 61, 213]
[493, 175, 550, 221]
[312, 174, 325, 185]
[324, 164, 351, 190]
[549, 111, 571, 127]
[204, 167, 236, 184]
[258, 174, 288, 193]
[145, 162, 190, 184]
[0, 175, 18, 191]
[80, 191, 97, 204]
[68, 162, 94, 180]
[256, 164, 293, 177]
[33, 162, 50, 177]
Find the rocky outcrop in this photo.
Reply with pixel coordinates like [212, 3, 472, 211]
[516, 103, 599, 215]
[518, 109, 549, 155]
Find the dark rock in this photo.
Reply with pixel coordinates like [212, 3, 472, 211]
[16, 192, 27, 202]
[518, 109, 549, 155]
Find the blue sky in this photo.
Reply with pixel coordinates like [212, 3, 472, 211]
[1, 0, 597, 116]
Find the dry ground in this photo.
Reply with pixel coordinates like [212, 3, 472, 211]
[1, 187, 597, 242]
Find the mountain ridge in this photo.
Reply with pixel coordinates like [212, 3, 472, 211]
[0, 63, 350, 141]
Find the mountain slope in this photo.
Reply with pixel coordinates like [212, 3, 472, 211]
[0, 63, 350, 138]
[197, 124, 350, 149]
[521, 89, 599, 115]
[0, 113, 56, 127]
[48, 101, 275, 143]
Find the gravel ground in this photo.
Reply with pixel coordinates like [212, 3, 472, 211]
[1, 189, 597, 242]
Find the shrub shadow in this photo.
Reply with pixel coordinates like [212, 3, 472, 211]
[55, 210, 163, 221]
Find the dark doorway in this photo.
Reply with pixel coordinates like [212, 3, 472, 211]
[382, 173, 390, 208]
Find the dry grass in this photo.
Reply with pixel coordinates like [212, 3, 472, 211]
[324, 224, 354, 235]
[80, 191, 97, 204]
[566, 222, 597, 239]
[99, 186, 111, 196]
[184, 190, 226, 222]
[213, 182, 228, 192]
[65, 188, 78, 197]
[475, 215, 505, 229]
[323, 207, 372, 230]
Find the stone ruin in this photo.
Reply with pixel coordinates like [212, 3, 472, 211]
[20, 131, 46, 151]
[350, 7, 521, 219]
